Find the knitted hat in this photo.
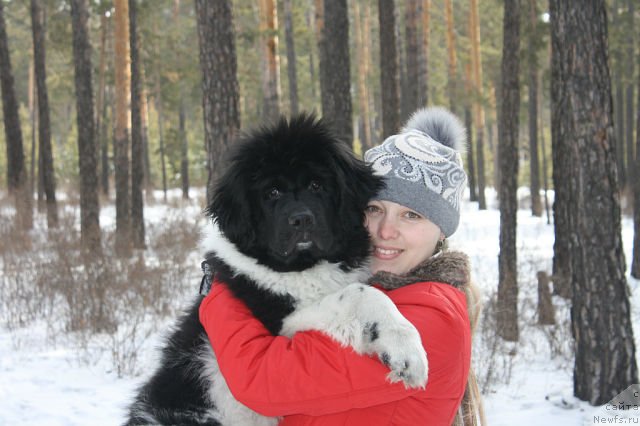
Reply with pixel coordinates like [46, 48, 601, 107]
[364, 107, 467, 237]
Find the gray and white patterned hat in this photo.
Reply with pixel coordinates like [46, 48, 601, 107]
[364, 107, 467, 237]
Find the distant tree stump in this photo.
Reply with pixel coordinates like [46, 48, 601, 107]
[537, 271, 556, 325]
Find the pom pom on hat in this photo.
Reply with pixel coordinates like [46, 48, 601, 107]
[402, 107, 467, 151]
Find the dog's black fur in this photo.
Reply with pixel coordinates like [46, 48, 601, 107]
[126, 114, 383, 425]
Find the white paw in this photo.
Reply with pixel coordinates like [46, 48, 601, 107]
[365, 320, 428, 389]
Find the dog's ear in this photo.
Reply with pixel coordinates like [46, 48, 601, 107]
[332, 144, 385, 213]
[204, 167, 257, 248]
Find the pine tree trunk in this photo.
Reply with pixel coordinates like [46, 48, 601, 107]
[0, 1, 32, 231]
[314, 0, 325, 112]
[379, 0, 400, 138]
[101, 87, 110, 196]
[283, 0, 298, 116]
[179, 100, 189, 200]
[536, 271, 556, 325]
[539, 77, 551, 225]
[140, 65, 152, 194]
[353, 0, 372, 151]
[31, 0, 58, 228]
[404, 0, 419, 113]
[470, 0, 486, 209]
[195, 0, 240, 204]
[419, 0, 430, 107]
[70, 0, 101, 252]
[444, 0, 457, 113]
[632, 39, 640, 279]
[306, 5, 318, 109]
[624, 0, 634, 187]
[29, 59, 36, 207]
[95, 13, 108, 196]
[550, 2, 572, 299]
[528, 0, 542, 217]
[612, 1, 626, 189]
[114, 0, 131, 255]
[497, 0, 520, 343]
[129, 0, 144, 249]
[155, 71, 167, 202]
[258, 0, 280, 122]
[464, 62, 477, 202]
[397, 5, 408, 122]
[550, 0, 638, 404]
[319, 0, 352, 144]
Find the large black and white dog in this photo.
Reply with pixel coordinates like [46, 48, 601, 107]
[126, 115, 428, 425]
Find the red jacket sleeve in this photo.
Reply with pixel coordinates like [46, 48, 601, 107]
[199, 281, 470, 417]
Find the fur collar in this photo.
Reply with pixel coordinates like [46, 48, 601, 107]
[199, 223, 370, 304]
[369, 250, 471, 290]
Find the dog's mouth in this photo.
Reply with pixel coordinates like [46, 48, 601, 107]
[280, 231, 327, 258]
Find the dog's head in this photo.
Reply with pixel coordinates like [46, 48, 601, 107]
[206, 114, 384, 272]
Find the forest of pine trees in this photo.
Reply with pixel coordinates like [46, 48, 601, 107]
[0, 0, 639, 409]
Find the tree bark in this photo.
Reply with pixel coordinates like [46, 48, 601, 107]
[95, 12, 108, 197]
[282, 0, 298, 116]
[114, 0, 131, 255]
[353, 0, 372, 151]
[404, 0, 419, 113]
[624, 0, 634, 188]
[70, 0, 101, 252]
[379, 0, 400, 138]
[464, 62, 477, 203]
[258, 0, 280, 122]
[528, 0, 542, 217]
[140, 65, 151, 194]
[419, 0, 430, 107]
[0, 1, 32, 230]
[101, 87, 110, 196]
[632, 28, 640, 279]
[612, 0, 626, 188]
[179, 100, 189, 200]
[319, 0, 352, 144]
[550, 0, 638, 404]
[29, 58, 36, 209]
[444, 0, 457, 113]
[129, 0, 144, 249]
[155, 68, 167, 202]
[550, 1, 572, 299]
[497, 0, 521, 343]
[470, 0, 486, 209]
[536, 271, 555, 325]
[31, 0, 58, 228]
[195, 0, 240, 204]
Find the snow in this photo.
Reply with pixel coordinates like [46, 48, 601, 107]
[1, 187, 638, 425]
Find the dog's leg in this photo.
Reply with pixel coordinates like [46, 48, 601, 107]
[281, 284, 428, 389]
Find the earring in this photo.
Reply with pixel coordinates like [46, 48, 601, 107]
[436, 238, 445, 253]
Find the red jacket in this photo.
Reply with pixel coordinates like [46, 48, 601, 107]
[199, 280, 471, 426]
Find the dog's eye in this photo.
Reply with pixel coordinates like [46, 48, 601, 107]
[308, 181, 322, 193]
[266, 187, 281, 200]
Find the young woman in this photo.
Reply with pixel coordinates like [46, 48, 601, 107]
[200, 107, 484, 426]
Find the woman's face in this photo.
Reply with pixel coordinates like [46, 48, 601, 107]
[365, 200, 443, 275]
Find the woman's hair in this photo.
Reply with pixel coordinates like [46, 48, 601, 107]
[453, 278, 486, 426]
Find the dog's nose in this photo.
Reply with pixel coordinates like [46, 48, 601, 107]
[288, 210, 315, 230]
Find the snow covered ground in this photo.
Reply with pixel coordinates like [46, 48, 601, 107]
[1, 188, 638, 425]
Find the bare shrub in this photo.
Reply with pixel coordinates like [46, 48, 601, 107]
[474, 293, 517, 393]
[0, 205, 204, 377]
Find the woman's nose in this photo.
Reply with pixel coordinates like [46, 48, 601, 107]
[377, 216, 399, 240]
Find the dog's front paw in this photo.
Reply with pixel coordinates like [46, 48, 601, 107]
[365, 321, 428, 389]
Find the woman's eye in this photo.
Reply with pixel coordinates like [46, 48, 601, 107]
[365, 205, 380, 214]
[404, 211, 421, 219]
[308, 181, 322, 192]
[267, 187, 281, 200]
